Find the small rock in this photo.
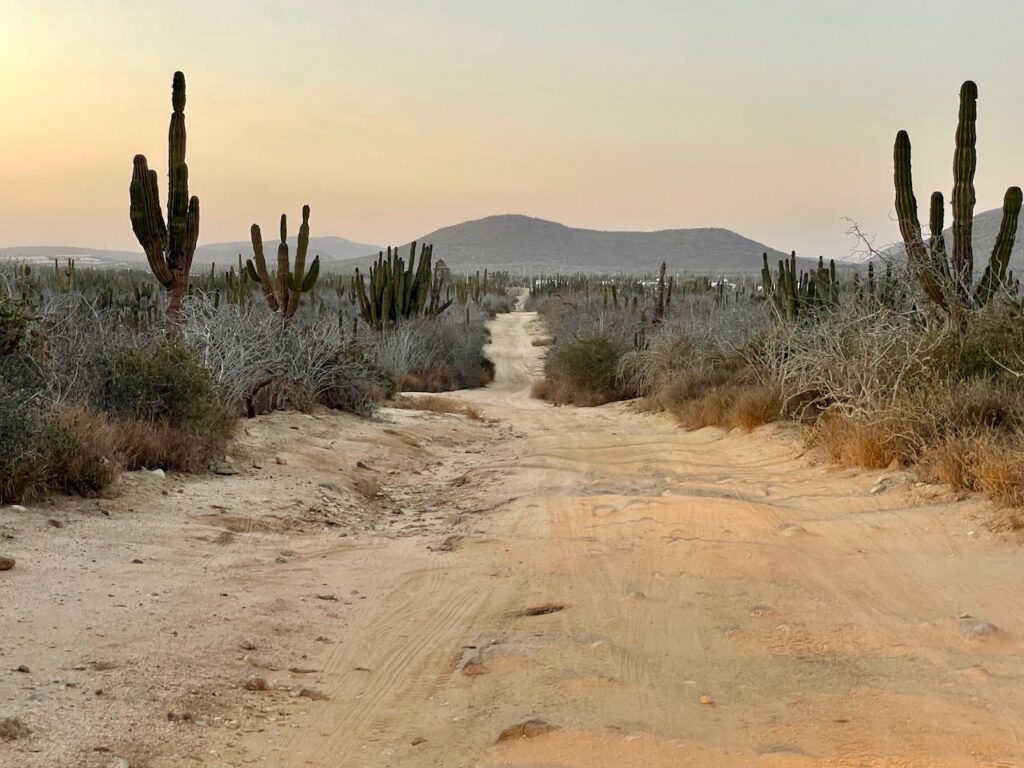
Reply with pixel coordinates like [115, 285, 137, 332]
[150, 469, 166, 479]
[212, 462, 240, 476]
[316, 593, 338, 601]
[131, 558, 144, 565]
[700, 695, 715, 706]
[411, 736, 426, 746]
[14, 665, 29, 673]
[0, 716, 30, 741]
[10, 505, 27, 513]
[0, 556, 15, 571]
[242, 674, 268, 691]
[461, 654, 487, 676]
[958, 615, 1001, 640]
[298, 687, 329, 701]
[280, 549, 295, 557]
[47, 518, 64, 528]
[275, 556, 288, 564]
[497, 719, 558, 742]
[274, 456, 288, 466]
[239, 639, 257, 651]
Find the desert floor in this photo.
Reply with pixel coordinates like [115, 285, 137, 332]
[2, 302, 1023, 768]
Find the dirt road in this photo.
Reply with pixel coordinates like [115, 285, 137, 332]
[3, 304, 1024, 767]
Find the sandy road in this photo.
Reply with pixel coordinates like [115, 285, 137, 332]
[4, 302, 1024, 767]
[235, 305, 1024, 767]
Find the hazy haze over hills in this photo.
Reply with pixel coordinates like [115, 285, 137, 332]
[343, 214, 791, 275]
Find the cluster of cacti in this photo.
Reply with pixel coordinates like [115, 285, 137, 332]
[245, 206, 321, 319]
[849, 261, 906, 309]
[894, 80, 1022, 317]
[51, 258, 77, 293]
[452, 270, 488, 305]
[761, 252, 838, 320]
[129, 71, 200, 323]
[352, 243, 452, 328]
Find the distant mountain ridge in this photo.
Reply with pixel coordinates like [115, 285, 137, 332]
[343, 214, 789, 275]
[195, 235, 383, 266]
[2, 214, 791, 275]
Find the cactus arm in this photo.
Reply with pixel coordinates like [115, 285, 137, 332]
[248, 223, 279, 311]
[129, 156, 173, 287]
[301, 255, 320, 292]
[976, 186, 1023, 304]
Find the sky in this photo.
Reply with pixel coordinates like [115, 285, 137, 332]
[1, 0, 1023, 259]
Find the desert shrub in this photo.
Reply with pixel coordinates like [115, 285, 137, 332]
[809, 413, 915, 470]
[182, 298, 382, 416]
[98, 336, 221, 426]
[0, 294, 31, 355]
[547, 334, 630, 406]
[0, 398, 119, 503]
[45, 407, 121, 495]
[368, 313, 494, 392]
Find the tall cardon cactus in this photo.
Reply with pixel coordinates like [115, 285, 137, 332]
[129, 72, 200, 323]
[893, 80, 1022, 317]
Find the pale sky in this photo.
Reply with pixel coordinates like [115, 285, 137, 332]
[1, 0, 1023, 258]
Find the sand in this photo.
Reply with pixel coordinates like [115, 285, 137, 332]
[1, 301, 1023, 767]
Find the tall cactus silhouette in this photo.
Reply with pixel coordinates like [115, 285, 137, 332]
[893, 80, 1022, 316]
[245, 205, 321, 319]
[129, 71, 200, 323]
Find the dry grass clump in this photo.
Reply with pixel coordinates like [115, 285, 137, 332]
[918, 432, 1024, 510]
[670, 384, 781, 431]
[393, 394, 484, 421]
[809, 413, 918, 470]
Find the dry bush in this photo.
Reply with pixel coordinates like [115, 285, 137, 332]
[919, 432, 1024, 509]
[809, 413, 917, 470]
[671, 384, 781, 431]
[47, 406, 121, 495]
[394, 394, 484, 421]
[728, 385, 783, 430]
[112, 416, 234, 472]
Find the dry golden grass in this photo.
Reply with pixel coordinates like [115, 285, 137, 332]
[394, 394, 484, 421]
[810, 414, 910, 470]
[531, 377, 605, 407]
[112, 415, 235, 472]
[664, 384, 781, 432]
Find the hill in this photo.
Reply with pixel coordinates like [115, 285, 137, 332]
[885, 206, 1024, 273]
[195, 235, 382, 267]
[343, 214, 790, 275]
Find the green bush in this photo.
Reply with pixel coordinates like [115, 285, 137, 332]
[98, 337, 222, 427]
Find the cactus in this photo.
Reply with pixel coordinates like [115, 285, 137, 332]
[245, 205, 320, 319]
[653, 262, 667, 323]
[129, 72, 200, 323]
[893, 80, 1022, 315]
[353, 242, 452, 328]
[762, 252, 838, 320]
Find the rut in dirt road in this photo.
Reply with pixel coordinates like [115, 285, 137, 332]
[232, 303, 1024, 768]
